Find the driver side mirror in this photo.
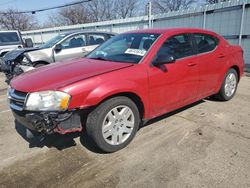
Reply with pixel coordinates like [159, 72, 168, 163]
[24, 38, 33, 48]
[54, 44, 63, 53]
[152, 54, 175, 66]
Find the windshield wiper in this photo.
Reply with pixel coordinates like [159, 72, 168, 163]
[88, 57, 110, 61]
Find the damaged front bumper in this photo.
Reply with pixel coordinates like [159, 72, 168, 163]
[9, 88, 84, 134]
[12, 109, 83, 134]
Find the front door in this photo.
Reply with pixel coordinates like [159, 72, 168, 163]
[148, 33, 199, 117]
[54, 34, 87, 62]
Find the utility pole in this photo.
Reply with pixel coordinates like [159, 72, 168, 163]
[147, 1, 152, 28]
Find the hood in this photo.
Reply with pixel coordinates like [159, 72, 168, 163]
[3, 47, 39, 61]
[11, 58, 133, 92]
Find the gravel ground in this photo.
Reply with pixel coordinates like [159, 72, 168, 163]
[0, 72, 249, 188]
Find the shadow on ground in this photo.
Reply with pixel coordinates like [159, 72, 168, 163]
[142, 100, 205, 128]
[14, 99, 207, 153]
[15, 121, 79, 150]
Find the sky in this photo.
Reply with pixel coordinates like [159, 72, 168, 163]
[0, 0, 76, 24]
[0, 0, 205, 24]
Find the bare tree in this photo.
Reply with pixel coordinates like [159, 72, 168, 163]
[206, 0, 229, 4]
[47, 4, 90, 27]
[87, 0, 116, 22]
[44, 0, 142, 27]
[152, 0, 196, 13]
[0, 9, 37, 31]
[114, 0, 139, 18]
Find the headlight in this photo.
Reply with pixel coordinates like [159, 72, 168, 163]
[22, 56, 30, 64]
[25, 91, 71, 111]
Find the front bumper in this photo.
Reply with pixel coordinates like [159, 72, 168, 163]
[12, 109, 82, 134]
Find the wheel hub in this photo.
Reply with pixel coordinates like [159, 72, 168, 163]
[102, 105, 135, 145]
[224, 73, 237, 97]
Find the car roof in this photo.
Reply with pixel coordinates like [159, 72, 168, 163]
[125, 28, 218, 36]
[62, 31, 116, 36]
[0, 30, 20, 33]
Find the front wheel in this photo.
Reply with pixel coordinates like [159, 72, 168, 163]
[214, 68, 238, 101]
[34, 63, 47, 68]
[86, 96, 140, 153]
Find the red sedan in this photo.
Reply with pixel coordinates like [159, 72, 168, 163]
[9, 28, 244, 152]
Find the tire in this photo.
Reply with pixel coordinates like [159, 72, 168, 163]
[34, 63, 47, 68]
[214, 68, 238, 101]
[86, 96, 140, 153]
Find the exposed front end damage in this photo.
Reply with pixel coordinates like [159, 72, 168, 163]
[1, 48, 38, 83]
[8, 88, 83, 135]
[12, 110, 82, 135]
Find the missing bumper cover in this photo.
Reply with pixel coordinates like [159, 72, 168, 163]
[13, 110, 82, 134]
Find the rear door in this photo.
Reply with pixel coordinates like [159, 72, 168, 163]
[148, 33, 199, 116]
[85, 33, 108, 55]
[54, 33, 87, 62]
[192, 33, 222, 98]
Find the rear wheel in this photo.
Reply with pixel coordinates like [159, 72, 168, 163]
[214, 68, 238, 101]
[86, 96, 140, 152]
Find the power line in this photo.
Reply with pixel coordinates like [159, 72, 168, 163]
[0, 0, 92, 14]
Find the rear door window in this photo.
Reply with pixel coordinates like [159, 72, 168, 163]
[88, 34, 106, 45]
[193, 33, 219, 54]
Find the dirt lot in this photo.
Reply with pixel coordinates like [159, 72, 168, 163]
[0, 72, 249, 188]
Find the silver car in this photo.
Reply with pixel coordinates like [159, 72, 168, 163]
[1, 31, 115, 83]
[23, 31, 115, 66]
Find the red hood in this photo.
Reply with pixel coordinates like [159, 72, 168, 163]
[11, 58, 133, 92]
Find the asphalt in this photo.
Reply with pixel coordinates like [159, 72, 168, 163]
[0, 72, 249, 188]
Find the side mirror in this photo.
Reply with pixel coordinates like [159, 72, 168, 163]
[152, 54, 175, 66]
[24, 38, 33, 48]
[54, 44, 63, 53]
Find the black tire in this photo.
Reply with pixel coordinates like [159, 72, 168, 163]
[86, 96, 140, 153]
[34, 63, 47, 68]
[214, 68, 238, 101]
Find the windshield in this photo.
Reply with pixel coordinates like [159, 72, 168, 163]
[0, 32, 22, 46]
[40, 34, 66, 49]
[87, 33, 160, 64]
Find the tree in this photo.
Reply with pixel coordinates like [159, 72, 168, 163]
[45, 0, 142, 27]
[152, 0, 196, 13]
[0, 9, 37, 31]
[87, 0, 116, 22]
[206, 0, 229, 4]
[114, 0, 139, 19]
[47, 4, 90, 27]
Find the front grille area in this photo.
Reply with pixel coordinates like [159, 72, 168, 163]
[8, 88, 28, 111]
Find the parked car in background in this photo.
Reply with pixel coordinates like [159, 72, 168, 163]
[0, 30, 33, 57]
[8, 28, 244, 152]
[0, 30, 33, 72]
[1, 31, 115, 83]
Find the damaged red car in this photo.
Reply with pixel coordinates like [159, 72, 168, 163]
[9, 28, 244, 152]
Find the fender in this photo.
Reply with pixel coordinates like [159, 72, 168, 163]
[82, 80, 150, 118]
[214, 45, 243, 93]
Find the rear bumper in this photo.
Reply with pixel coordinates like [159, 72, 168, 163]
[12, 109, 82, 134]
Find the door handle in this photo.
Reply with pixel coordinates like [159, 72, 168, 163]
[82, 48, 87, 52]
[187, 62, 197, 67]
